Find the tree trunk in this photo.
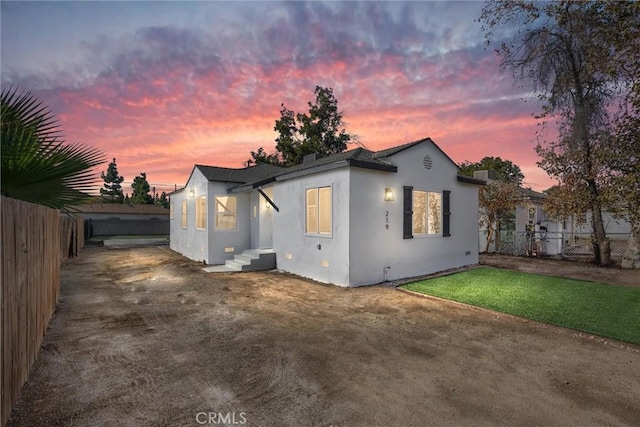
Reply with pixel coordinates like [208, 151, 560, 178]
[590, 205, 611, 266]
[485, 227, 494, 253]
[622, 225, 640, 269]
[495, 220, 502, 252]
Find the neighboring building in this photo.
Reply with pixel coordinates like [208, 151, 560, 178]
[76, 203, 170, 237]
[170, 138, 483, 287]
[475, 171, 632, 257]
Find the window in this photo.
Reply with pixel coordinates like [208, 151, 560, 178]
[404, 188, 446, 238]
[170, 202, 174, 219]
[181, 200, 187, 229]
[306, 186, 332, 235]
[412, 191, 441, 235]
[196, 197, 206, 230]
[215, 196, 237, 230]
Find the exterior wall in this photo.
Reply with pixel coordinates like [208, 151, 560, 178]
[250, 191, 260, 249]
[250, 186, 275, 249]
[273, 168, 351, 286]
[170, 169, 253, 264]
[81, 212, 168, 220]
[207, 185, 251, 264]
[258, 186, 274, 248]
[170, 169, 210, 263]
[565, 211, 631, 240]
[349, 144, 479, 286]
[87, 218, 169, 236]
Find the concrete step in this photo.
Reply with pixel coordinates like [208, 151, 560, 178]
[204, 248, 276, 273]
[203, 264, 241, 273]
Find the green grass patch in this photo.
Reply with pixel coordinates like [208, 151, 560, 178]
[402, 267, 640, 345]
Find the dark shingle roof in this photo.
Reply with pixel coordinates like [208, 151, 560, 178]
[519, 187, 546, 201]
[373, 139, 424, 158]
[195, 163, 284, 184]
[191, 137, 459, 189]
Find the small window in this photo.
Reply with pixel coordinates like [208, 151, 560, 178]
[216, 196, 237, 230]
[196, 197, 206, 230]
[170, 202, 174, 220]
[306, 186, 332, 235]
[181, 200, 187, 229]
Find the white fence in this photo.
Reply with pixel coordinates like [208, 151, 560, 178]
[481, 230, 629, 260]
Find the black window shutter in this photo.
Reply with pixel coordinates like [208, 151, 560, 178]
[443, 190, 451, 237]
[403, 186, 413, 239]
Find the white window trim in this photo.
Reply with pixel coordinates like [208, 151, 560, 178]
[181, 200, 187, 229]
[215, 195, 238, 231]
[305, 185, 333, 238]
[412, 189, 442, 237]
[195, 196, 207, 230]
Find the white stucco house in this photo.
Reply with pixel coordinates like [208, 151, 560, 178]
[170, 137, 484, 287]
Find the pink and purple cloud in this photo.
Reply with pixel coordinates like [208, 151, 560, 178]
[1, 1, 556, 193]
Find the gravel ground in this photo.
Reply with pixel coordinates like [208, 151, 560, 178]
[8, 246, 640, 426]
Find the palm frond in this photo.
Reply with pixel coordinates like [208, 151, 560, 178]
[1, 87, 105, 211]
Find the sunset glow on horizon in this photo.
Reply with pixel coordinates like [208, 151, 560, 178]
[1, 1, 558, 194]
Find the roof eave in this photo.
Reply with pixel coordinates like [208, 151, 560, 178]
[347, 159, 397, 173]
[275, 160, 350, 182]
[230, 177, 277, 194]
[457, 175, 486, 185]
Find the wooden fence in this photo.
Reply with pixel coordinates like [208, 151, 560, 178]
[1, 196, 83, 426]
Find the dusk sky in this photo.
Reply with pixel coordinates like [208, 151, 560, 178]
[1, 1, 557, 193]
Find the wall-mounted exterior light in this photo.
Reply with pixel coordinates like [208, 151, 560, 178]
[188, 189, 195, 198]
[384, 188, 394, 201]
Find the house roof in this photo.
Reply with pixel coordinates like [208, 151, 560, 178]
[187, 137, 479, 191]
[519, 187, 546, 201]
[73, 203, 169, 215]
[195, 163, 284, 184]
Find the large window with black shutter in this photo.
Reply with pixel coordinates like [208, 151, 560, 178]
[404, 186, 450, 238]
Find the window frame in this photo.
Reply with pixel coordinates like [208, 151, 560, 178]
[215, 195, 238, 231]
[305, 185, 332, 237]
[181, 200, 187, 229]
[195, 196, 207, 230]
[411, 189, 442, 237]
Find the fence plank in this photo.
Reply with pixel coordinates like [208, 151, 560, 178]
[1, 196, 66, 426]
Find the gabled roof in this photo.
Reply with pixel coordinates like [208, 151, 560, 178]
[186, 137, 474, 191]
[373, 139, 424, 158]
[519, 187, 546, 201]
[195, 163, 284, 183]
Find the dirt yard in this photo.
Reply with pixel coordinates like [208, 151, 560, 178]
[480, 253, 639, 287]
[8, 246, 640, 426]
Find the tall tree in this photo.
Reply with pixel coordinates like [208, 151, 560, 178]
[605, 105, 640, 268]
[131, 172, 153, 204]
[459, 156, 524, 186]
[155, 191, 170, 209]
[100, 158, 125, 203]
[249, 86, 355, 166]
[479, 1, 637, 266]
[479, 181, 521, 253]
[599, 1, 640, 268]
[1, 88, 104, 211]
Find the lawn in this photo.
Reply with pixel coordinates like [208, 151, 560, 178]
[402, 267, 640, 345]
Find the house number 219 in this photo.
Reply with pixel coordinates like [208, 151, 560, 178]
[385, 211, 389, 229]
